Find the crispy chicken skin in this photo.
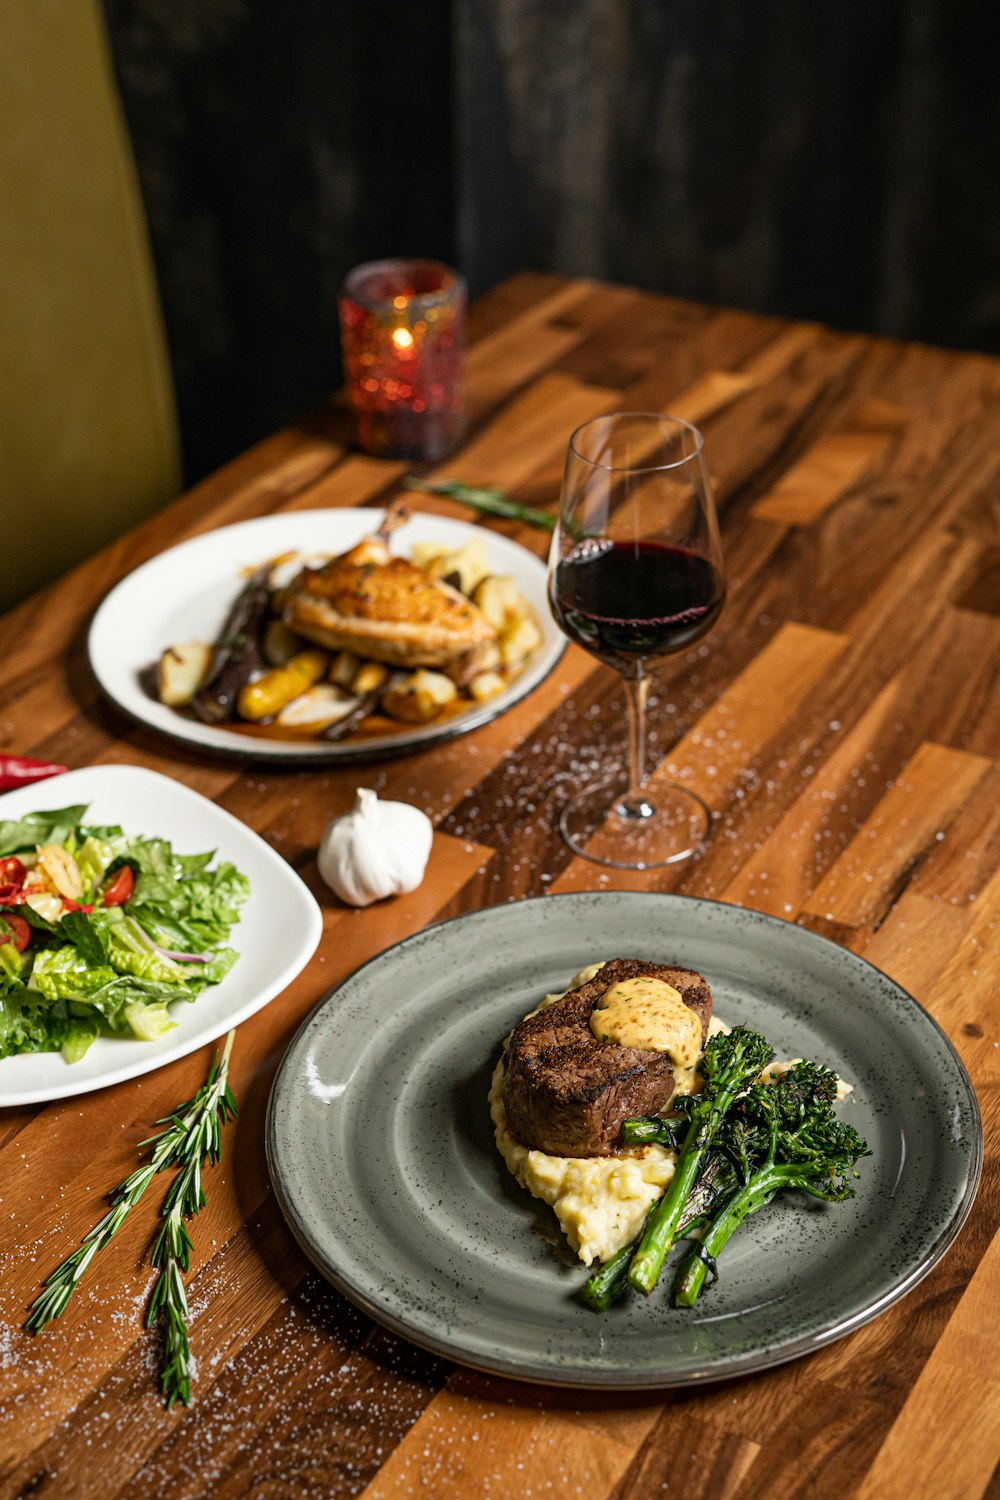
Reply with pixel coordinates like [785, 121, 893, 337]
[283, 538, 497, 668]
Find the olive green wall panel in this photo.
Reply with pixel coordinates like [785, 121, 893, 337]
[0, 0, 180, 612]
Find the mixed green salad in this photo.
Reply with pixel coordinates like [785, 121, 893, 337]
[0, 804, 249, 1063]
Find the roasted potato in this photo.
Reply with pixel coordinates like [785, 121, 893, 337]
[382, 669, 458, 724]
[445, 641, 502, 687]
[468, 670, 506, 704]
[263, 619, 304, 667]
[277, 684, 360, 733]
[411, 539, 490, 596]
[473, 575, 523, 630]
[330, 649, 361, 688]
[352, 661, 390, 694]
[237, 650, 328, 721]
[157, 642, 212, 707]
[500, 615, 543, 666]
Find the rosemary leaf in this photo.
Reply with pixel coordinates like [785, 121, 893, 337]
[402, 477, 556, 531]
[27, 1029, 239, 1411]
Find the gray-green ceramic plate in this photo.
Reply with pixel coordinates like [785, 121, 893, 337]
[266, 892, 982, 1389]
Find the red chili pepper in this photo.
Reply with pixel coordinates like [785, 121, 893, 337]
[0, 755, 68, 792]
[60, 899, 94, 915]
[0, 888, 30, 905]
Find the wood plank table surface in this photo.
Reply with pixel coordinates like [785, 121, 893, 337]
[1, 272, 998, 1499]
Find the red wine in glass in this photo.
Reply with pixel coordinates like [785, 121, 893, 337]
[551, 540, 725, 673]
[547, 413, 726, 869]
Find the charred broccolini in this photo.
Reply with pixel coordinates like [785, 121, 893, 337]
[580, 1036, 870, 1312]
[672, 1060, 870, 1307]
[627, 1026, 776, 1296]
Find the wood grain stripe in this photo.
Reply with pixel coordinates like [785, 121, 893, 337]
[723, 678, 904, 917]
[662, 325, 823, 433]
[429, 371, 620, 491]
[802, 742, 991, 929]
[855, 1225, 1000, 1500]
[465, 280, 601, 422]
[550, 623, 846, 893]
[754, 399, 909, 525]
[361, 1383, 658, 1500]
[655, 622, 848, 811]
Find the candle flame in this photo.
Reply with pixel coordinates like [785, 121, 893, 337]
[392, 327, 414, 350]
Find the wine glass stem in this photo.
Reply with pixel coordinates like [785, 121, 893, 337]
[621, 668, 654, 820]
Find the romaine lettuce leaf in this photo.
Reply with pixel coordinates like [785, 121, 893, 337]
[0, 806, 88, 857]
[0, 989, 66, 1057]
[123, 1001, 175, 1041]
[29, 948, 120, 1000]
[58, 909, 112, 966]
[76, 835, 117, 894]
[0, 937, 25, 986]
[107, 918, 187, 984]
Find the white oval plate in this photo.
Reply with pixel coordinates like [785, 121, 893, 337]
[0, 765, 322, 1104]
[88, 510, 564, 762]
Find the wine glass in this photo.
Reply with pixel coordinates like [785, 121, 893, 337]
[548, 412, 725, 869]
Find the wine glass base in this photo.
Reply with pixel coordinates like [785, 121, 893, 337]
[559, 779, 711, 870]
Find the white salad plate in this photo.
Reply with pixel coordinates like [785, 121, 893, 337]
[87, 508, 564, 762]
[0, 765, 322, 1105]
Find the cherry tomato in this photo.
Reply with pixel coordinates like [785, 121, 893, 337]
[0, 913, 30, 953]
[101, 866, 135, 908]
[0, 857, 26, 890]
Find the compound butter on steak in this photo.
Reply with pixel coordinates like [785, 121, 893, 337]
[501, 958, 713, 1158]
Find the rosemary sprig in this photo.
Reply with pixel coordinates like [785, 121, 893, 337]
[26, 1159, 160, 1330]
[402, 477, 556, 531]
[146, 1032, 237, 1407]
[27, 1030, 238, 1409]
[148, 1252, 193, 1408]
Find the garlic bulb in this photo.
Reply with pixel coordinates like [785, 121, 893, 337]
[318, 788, 433, 907]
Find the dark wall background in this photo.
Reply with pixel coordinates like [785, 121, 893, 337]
[103, 0, 1000, 487]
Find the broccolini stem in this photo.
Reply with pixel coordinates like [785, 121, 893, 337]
[581, 1153, 738, 1311]
[626, 1143, 712, 1295]
[580, 1238, 637, 1313]
[626, 1028, 774, 1296]
[673, 1169, 785, 1307]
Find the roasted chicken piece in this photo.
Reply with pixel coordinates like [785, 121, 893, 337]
[283, 534, 497, 668]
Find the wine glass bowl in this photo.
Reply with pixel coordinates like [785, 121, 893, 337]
[548, 412, 725, 869]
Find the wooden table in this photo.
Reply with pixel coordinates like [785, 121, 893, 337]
[2, 274, 998, 1499]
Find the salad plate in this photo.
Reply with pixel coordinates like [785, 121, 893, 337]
[87, 509, 564, 763]
[0, 765, 322, 1106]
[266, 891, 982, 1389]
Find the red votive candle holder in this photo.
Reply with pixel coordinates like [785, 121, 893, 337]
[339, 258, 466, 460]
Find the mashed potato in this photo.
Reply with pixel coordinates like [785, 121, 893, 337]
[489, 1058, 676, 1266]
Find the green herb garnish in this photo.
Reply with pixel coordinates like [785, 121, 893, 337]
[402, 477, 556, 531]
[28, 1031, 238, 1407]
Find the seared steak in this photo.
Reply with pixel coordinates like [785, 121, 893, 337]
[501, 959, 713, 1157]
